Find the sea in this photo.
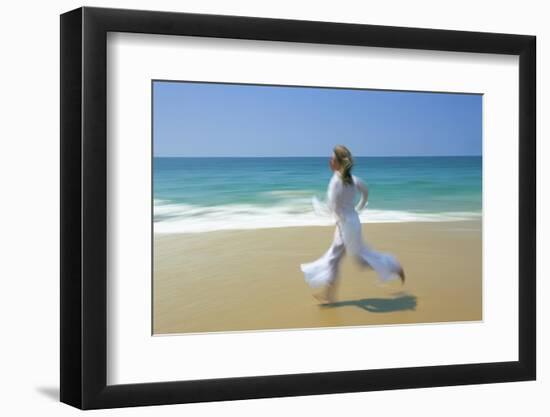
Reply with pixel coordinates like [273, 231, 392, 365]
[153, 156, 481, 233]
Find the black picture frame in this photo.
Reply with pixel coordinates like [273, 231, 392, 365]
[60, 6, 536, 410]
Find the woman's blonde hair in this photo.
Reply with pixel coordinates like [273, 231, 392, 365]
[333, 145, 354, 185]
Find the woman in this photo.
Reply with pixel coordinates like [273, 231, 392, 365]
[300, 145, 405, 303]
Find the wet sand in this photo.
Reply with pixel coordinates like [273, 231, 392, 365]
[153, 220, 482, 334]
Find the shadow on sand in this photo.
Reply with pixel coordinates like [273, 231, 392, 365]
[320, 294, 417, 313]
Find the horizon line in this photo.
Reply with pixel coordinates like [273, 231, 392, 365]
[153, 154, 482, 158]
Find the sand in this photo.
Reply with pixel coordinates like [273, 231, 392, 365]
[153, 220, 482, 335]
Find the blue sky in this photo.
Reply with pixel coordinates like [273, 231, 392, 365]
[153, 81, 482, 157]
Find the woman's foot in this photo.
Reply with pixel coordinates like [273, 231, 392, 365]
[398, 267, 406, 284]
[313, 292, 330, 304]
[313, 285, 337, 304]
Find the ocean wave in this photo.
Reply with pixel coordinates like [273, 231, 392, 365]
[153, 200, 480, 234]
[261, 190, 316, 198]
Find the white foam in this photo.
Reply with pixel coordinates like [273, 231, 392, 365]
[153, 201, 480, 234]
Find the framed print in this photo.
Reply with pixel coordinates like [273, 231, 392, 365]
[60, 6, 536, 409]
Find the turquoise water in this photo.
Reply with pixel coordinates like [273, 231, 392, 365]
[154, 156, 481, 233]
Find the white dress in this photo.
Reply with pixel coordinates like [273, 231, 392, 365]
[300, 172, 403, 288]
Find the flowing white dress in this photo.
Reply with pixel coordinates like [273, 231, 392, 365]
[300, 172, 403, 288]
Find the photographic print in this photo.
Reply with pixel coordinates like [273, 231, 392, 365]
[152, 81, 482, 335]
[60, 8, 535, 407]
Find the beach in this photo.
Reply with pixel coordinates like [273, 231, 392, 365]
[153, 220, 482, 335]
